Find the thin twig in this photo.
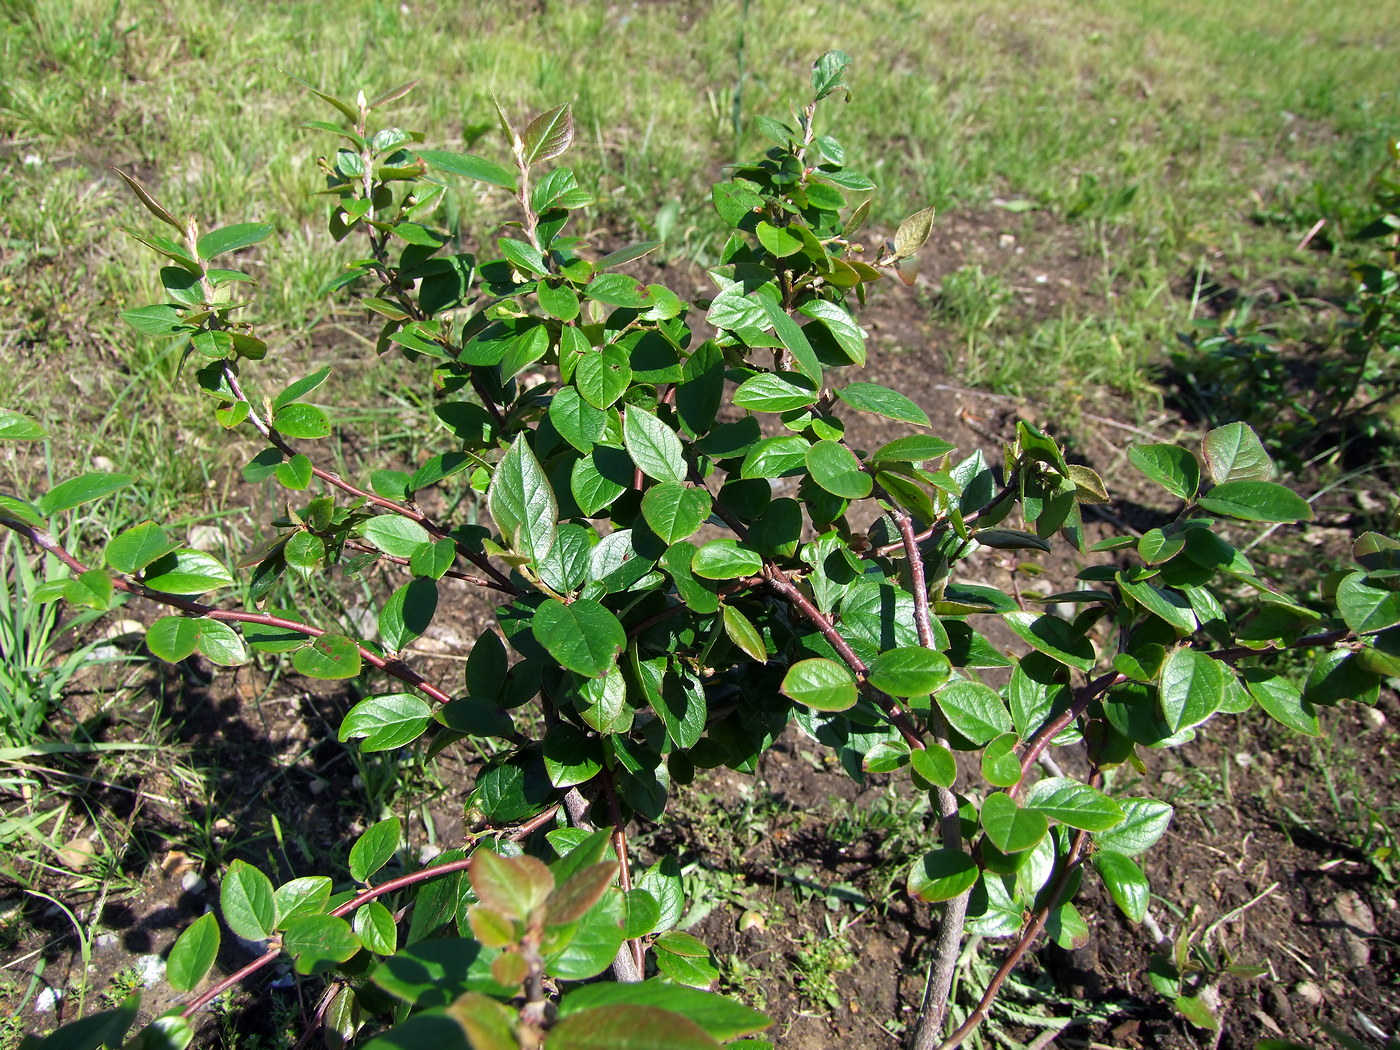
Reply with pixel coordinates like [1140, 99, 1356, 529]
[178, 804, 560, 1017]
[1, 521, 457, 706]
[599, 770, 644, 978]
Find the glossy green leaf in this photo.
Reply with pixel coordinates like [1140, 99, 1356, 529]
[798, 299, 866, 364]
[1092, 851, 1149, 922]
[543, 723, 604, 788]
[489, 436, 557, 563]
[1158, 647, 1226, 731]
[37, 472, 136, 517]
[350, 817, 402, 883]
[418, 149, 517, 190]
[836, 382, 929, 426]
[691, 539, 761, 580]
[197, 223, 273, 260]
[533, 598, 625, 677]
[221, 860, 276, 941]
[1127, 444, 1199, 501]
[740, 435, 809, 479]
[732, 371, 818, 413]
[0, 411, 45, 440]
[780, 657, 858, 712]
[907, 849, 978, 902]
[721, 605, 767, 661]
[867, 647, 951, 698]
[980, 732, 1023, 787]
[1244, 667, 1320, 736]
[641, 482, 711, 544]
[1337, 571, 1400, 634]
[980, 791, 1048, 853]
[379, 577, 438, 652]
[1024, 777, 1124, 831]
[909, 745, 957, 789]
[354, 900, 398, 955]
[141, 549, 233, 595]
[1004, 611, 1095, 672]
[166, 912, 220, 992]
[340, 694, 431, 751]
[1093, 798, 1173, 855]
[623, 407, 686, 483]
[1201, 422, 1271, 484]
[1196, 480, 1312, 523]
[294, 633, 362, 680]
[757, 296, 821, 382]
[805, 439, 871, 499]
[273, 403, 331, 439]
[272, 876, 333, 926]
[282, 914, 360, 974]
[872, 435, 956, 464]
[937, 680, 1014, 745]
[1115, 575, 1198, 634]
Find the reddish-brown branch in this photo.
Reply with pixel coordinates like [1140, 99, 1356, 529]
[221, 366, 517, 596]
[599, 770, 644, 977]
[869, 472, 1019, 558]
[1012, 670, 1124, 799]
[934, 826, 1091, 1050]
[2, 521, 454, 706]
[178, 804, 561, 1017]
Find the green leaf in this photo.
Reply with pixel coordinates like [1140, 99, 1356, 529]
[757, 296, 821, 383]
[907, 849, 978, 902]
[543, 723, 604, 788]
[805, 440, 871, 499]
[350, 817, 402, 883]
[273, 403, 331, 439]
[836, 382, 930, 426]
[937, 681, 1014, 745]
[1175, 994, 1220, 1032]
[575, 344, 632, 409]
[1158, 647, 1225, 731]
[1093, 798, 1173, 855]
[780, 657, 857, 712]
[557, 981, 770, 1042]
[1337, 571, 1400, 634]
[0, 494, 43, 527]
[274, 366, 333, 411]
[197, 223, 273, 260]
[379, 578, 438, 652]
[538, 280, 581, 321]
[1196, 481, 1312, 523]
[275, 454, 313, 490]
[1092, 851, 1149, 922]
[755, 221, 805, 258]
[691, 539, 761, 580]
[798, 300, 866, 365]
[586, 272, 652, 308]
[548, 1005, 721, 1050]
[1115, 574, 1198, 634]
[893, 205, 936, 259]
[37, 472, 136, 517]
[372, 937, 513, 1006]
[418, 149, 517, 190]
[1137, 528, 1185, 565]
[523, 102, 574, 164]
[623, 407, 686, 483]
[142, 549, 234, 595]
[281, 914, 360, 974]
[0, 411, 45, 440]
[293, 633, 362, 680]
[533, 598, 625, 677]
[1201, 422, 1271, 484]
[732, 371, 818, 413]
[489, 436, 558, 564]
[640, 483, 711, 544]
[740, 435, 809, 479]
[272, 876, 333, 926]
[166, 912, 220, 992]
[353, 901, 398, 956]
[721, 605, 767, 661]
[811, 49, 853, 99]
[359, 515, 431, 557]
[191, 618, 247, 666]
[1127, 444, 1200, 501]
[340, 694, 431, 751]
[1024, 777, 1124, 832]
[980, 732, 1023, 787]
[221, 860, 276, 941]
[872, 435, 956, 464]
[980, 792, 1048, 853]
[866, 647, 951, 698]
[909, 745, 956, 789]
[1004, 611, 1095, 672]
[1244, 667, 1320, 737]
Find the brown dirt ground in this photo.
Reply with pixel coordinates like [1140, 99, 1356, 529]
[3, 212, 1397, 1049]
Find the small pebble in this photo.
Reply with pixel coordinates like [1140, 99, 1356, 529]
[34, 987, 61, 1013]
[181, 872, 207, 895]
[1294, 980, 1323, 1007]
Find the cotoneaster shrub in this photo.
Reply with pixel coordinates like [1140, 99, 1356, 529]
[3, 53, 1395, 1050]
